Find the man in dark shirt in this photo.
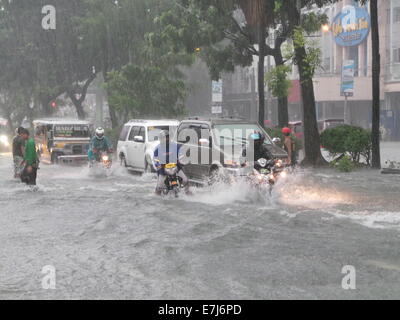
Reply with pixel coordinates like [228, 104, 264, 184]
[12, 127, 25, 178]
[241, 132, 273, 165]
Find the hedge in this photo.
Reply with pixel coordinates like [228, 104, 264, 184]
[320, 125, 372, 166]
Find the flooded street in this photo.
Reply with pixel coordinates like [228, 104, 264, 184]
[1, 144, 400, 299]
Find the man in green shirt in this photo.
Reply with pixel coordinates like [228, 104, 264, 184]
[20, 128, 39, 186]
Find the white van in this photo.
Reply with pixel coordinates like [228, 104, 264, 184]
[117, 119, 179, 173]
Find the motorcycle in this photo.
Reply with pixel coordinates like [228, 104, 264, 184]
[89, 150, 113, 177]
[247, 158, 289, 193]
[162, 163, 183, 198]
[100, 151, 112, 169]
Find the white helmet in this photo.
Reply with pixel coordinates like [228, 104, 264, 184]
[95, 127, 105, 139]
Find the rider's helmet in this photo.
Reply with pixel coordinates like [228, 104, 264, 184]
[282, 127, 292, 136]
[95, 127, 105, 140]
[158, 130, 170, 144]
[249, 132, 265, 147]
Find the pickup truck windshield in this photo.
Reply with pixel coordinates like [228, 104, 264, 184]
[212, 124, 272, 147]
[54, 125, 90, 138]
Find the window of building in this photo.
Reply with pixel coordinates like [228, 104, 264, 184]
[349, 46, 359, 77]
[394, 48, 400, 63]
[394, 7, 400, 23]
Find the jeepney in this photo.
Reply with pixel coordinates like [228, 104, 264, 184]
[33, 119, 93, 164]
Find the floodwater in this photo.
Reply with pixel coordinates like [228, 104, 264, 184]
[0, 143, 399, 299]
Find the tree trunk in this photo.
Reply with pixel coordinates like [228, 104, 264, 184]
[68, 93, 86, 120]
[288, 6, 326, 167]
[40, 96, 53, 117]
[68, 75, 96, 120]
[258, 21, 266, 128]
[274, 51, 289, 127]
[277, 97, 289, 128]
[370, 0, 381, 169]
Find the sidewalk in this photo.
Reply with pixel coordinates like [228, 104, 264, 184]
[381, 142, 400, 163]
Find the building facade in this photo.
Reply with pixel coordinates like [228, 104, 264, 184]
[222, 0, 400, 140]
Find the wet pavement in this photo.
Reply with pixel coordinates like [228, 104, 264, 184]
[0, 143, 399, 299]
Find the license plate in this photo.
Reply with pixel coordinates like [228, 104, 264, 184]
[260, 169, 269, 174]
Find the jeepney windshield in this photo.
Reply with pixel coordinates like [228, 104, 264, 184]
[54, 124, 90, 138]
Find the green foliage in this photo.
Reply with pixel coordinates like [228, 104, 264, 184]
[105, 126, 123, 149]
[153, 0, 254, 80]
[105, 64, 187, 118]
[265, 65, 292, 99]
[331, 155, 355, 172]
[291, 27, 322, 80]
[320, 125, 372, 165]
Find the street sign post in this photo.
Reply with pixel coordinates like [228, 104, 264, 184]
[341, 60, 355, 124]
[211, 80, 223, 115]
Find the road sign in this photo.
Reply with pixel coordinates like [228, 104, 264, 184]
[211, 105, 222, 114]
[341, 60, 355, 97]
[332, 5, 371, 47]
[212, 80, 223, 103]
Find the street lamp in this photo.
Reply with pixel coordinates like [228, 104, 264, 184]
[321, 24, 330, 33]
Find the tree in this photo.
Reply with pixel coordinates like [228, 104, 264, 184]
[369, 0, 381, 169]
[283, 0, 328, 167]
[0, 0, 101, 120]
[106, 64, 186, 120]
[265, 64, 292, 122]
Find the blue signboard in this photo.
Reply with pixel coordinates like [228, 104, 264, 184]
[332, 5, 371, 47]
[341, 60, 355, 97]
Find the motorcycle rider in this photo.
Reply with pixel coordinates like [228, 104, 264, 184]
[88, 127, 112, 165]
[282, 127, 296, 166]
[241, 132, 273, 166]
[153, 130, 190, 195]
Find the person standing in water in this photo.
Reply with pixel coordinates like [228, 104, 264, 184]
[12, 127, 25, 179]
[282, 127, 296, 166]
[20, 129, 39, 186]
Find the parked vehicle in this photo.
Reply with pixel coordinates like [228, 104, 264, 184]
[318, 119, 345, 133]
[174, 118, 288, 185]
[117, 119, 179, 173]
[33, 119, 92, 164]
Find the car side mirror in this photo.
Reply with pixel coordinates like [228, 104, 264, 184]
[199, 138, 210, 147]
[134, 136, 144, 143]
[272, 137, 281, 145]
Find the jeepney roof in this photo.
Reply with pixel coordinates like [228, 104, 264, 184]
[32, 118, 91, 126]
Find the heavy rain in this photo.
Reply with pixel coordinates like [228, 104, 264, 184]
[1, 0, 400, 301]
